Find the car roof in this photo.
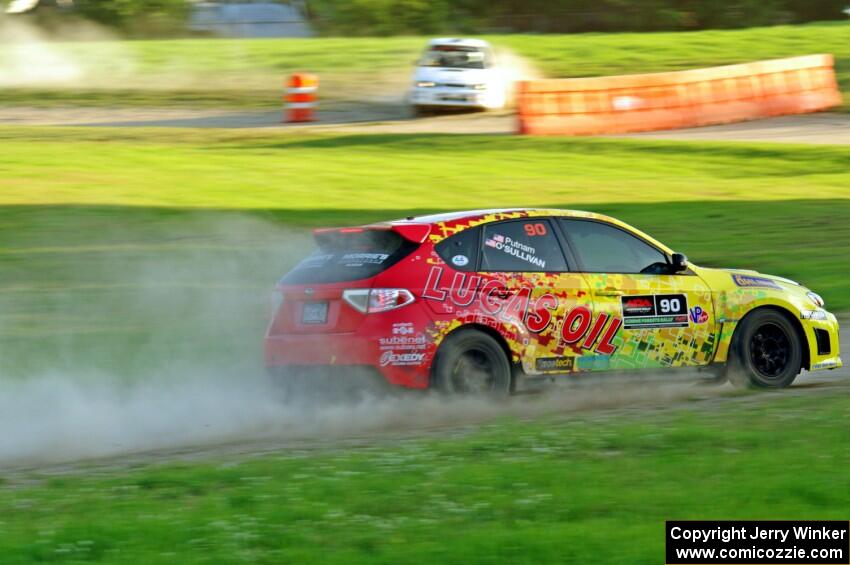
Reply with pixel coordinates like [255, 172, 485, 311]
[386, 209, 674, 254]
[427, 37, 491, 48]
[390, 208, 603, 225]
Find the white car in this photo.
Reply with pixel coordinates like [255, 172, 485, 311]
[408, 38, 507, 115]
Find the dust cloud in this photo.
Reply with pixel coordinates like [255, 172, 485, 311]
[494, 47, 543, 106]
[0, 368, 718, 469]
[0, 13, 135, 88]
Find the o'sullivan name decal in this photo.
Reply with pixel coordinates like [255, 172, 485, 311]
[422, 267, 622, 355]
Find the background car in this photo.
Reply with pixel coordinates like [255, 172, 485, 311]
[408, 38, 507, 115]
[265, 209, 842, 394]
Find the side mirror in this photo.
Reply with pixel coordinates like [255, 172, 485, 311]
[671, 253, 689, 273]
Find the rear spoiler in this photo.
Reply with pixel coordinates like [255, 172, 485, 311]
[313, 223, 431, 244]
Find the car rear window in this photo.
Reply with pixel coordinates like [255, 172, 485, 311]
[281, 229, 418, 284]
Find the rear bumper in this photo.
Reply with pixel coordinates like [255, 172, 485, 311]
[264, 332, 433, 389]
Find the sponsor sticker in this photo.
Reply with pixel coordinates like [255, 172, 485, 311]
[451, 254, 469, 267]
[689, 306, 709, 324]
[621, 294, 689, 329]
[422, 266, 622, 355]
[380, 323, 427, 351]
[380, 351, 426, 367]
[535, 356, 575, 372]
[811, 359, 840, 370]
[340, 252, 389, 266]
[731, 273, 782, 290]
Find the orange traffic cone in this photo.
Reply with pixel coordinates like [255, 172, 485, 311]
[285, 73, 318, 123]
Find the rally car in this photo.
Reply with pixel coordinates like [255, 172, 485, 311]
[408, 38, 507, 115]
[265, 209, 842, 394]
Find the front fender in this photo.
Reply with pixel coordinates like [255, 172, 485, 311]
[711, 290, 835, 369]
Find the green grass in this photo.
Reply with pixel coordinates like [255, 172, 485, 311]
[0, 21, 848, 107]
[2, 390, 850, 563]
[0, 124, 847, 561]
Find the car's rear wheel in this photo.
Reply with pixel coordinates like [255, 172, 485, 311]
[727, 309, 803, 388]
[432, 329, 512, 396]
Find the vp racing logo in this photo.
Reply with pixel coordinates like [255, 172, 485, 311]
[380, 351, 426, 367]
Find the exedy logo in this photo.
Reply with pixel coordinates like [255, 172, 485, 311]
[380, 351, 425, 367]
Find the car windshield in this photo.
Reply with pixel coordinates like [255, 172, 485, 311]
[419, 46, 489, 69]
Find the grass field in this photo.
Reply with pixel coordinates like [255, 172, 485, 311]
[1, 21, 848, 107]
[2, 390, 850, 563]
[0, 125, 848, 562]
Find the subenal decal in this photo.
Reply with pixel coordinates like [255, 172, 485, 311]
[731, 273, 781, 290]
[423, 266, 621, 355]
[381, 322, 427, 351]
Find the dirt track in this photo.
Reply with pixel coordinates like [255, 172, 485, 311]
[1, 105, 848, 144]
[3, 329, 845, 475]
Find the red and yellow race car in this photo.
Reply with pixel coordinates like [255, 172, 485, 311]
[265, 209, 842, 394]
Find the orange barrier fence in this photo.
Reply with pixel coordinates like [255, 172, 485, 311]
[516, 54, 841, 135]
[285, 73, 318, 123]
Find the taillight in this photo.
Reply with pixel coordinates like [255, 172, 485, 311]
[342, 289, 415, 313]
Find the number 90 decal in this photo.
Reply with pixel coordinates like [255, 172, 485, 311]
[659, 297, 681, 314]
[523, 223, 547, 237]
[620, 293, 690, 329]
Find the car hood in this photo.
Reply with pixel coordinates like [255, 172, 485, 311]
[716, 268, 801, 287]
[695, 265, 805, 293]
[412, 66, 497, 85]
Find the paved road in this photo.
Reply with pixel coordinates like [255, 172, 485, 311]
[2, 105, 848, 144]
[621, 112, 850, 145]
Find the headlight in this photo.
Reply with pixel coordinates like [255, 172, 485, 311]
[415, 81, 435, 88]
[806, 291, 825, 308]
[800, 310, 828, 320]
[472, 83, 488, 90]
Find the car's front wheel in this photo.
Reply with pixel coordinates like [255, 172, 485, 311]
[727, 309, 803, 388]
[432, 329, 512, 396]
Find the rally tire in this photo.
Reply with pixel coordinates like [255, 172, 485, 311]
[727, 309, 802, 388]
[432, 329, 512, 396]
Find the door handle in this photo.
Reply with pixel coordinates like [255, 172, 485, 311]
[596, 289, 624, 297]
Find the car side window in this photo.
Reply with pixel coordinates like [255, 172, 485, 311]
[435, 225, 480, 271]
[480, 220, 567, 272]
[560, 219, 668, 274]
